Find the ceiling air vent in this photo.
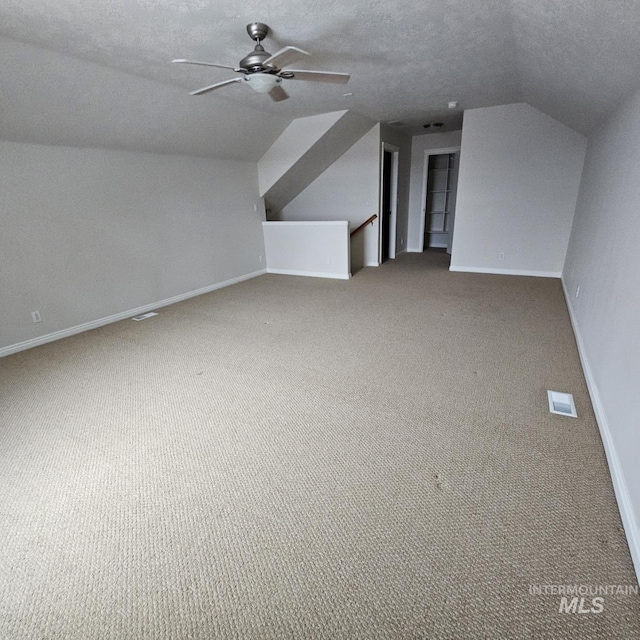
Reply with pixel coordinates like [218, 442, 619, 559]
[547, 390, 577, 418]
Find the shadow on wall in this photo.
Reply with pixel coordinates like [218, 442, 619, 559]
[350, 233, 366, 275]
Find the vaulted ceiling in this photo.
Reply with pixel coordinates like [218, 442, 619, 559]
[2, 0, 640, 160]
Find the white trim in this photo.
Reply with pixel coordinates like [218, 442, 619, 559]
[390, 149, 399, 260]
[561, 278, 640, 581]
[418, 146, 461, 253]
[0, 269, 267, 358]
[365, 261, 380, 267]
[266, 268, 350, 280]
[262, 220, 348, 227]
[449, 266, 561, 278]
[406, 248, 422, 253]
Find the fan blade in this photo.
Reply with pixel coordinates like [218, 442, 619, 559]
[285, 70, 350, 84]
[190, 78, 242, 95]
[173, 58, 237, 71]
[269, 84, 289, 102]
[263, 46, 310, 69]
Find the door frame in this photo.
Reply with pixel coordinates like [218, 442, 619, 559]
[418, 146, 460, 253]
[379, 142, 400, 262]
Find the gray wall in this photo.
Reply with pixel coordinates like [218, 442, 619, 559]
[0, 141, 265, 351]
[451, 103, 586, 276]
[563, 86, 640, 574]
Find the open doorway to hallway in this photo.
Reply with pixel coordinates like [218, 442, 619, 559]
[380, 143, 399, 264]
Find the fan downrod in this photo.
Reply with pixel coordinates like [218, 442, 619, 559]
[247, 22, 269, 42]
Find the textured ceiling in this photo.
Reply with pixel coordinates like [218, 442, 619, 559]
[2, 0, 640, 159]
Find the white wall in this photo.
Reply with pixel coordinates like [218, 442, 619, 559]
[407, 130, 463, 251]
[451, 103, 586, 276]
[279, 125, 381, 266]
[262, 221, 350, 280]
[563, 87, 640, 577]
[257, 111, 346, 195]
[0, 140, 265, 353]
[259, 111, 376, 215]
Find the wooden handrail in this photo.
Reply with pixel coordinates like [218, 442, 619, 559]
[350, 214, 378, 237]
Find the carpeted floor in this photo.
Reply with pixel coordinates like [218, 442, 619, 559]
[1, 251, 638, 639]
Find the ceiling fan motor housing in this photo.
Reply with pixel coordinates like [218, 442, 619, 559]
[239, 44, 274, 73]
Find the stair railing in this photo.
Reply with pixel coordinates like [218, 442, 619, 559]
[350, 214, 378, 237]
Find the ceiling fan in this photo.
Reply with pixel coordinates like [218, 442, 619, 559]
[173, 22, 350, 102]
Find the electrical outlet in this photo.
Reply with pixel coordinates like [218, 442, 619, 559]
[499, 252, 505, 261]
[575, 285, 581, 298]
[31, 310, 42, 323]
[259, 254, 263, 263]
[400, 238, 404, 246]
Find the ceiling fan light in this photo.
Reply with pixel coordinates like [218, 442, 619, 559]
[245, 73, 281, 93]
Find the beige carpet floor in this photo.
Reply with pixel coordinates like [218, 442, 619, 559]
[1, 251, 638, 639]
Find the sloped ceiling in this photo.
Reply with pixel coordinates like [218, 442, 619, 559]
[1, 0, 640, 160]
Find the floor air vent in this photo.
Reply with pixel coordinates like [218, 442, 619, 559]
[132, 312, 158, 321]
[547, 390, 577, 418]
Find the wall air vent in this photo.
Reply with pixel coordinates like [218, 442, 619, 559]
[132, 312, 158, 321]
[547, 390, 577, 418]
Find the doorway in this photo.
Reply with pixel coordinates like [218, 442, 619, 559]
[380, 143, 399, 264]
[419, 147, 460, 254]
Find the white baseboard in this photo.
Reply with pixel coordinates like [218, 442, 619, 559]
[561, 278, 640, 582]
[449, 265, 562, 278]
[0, 269, 267, 358]
[406, 248, 422, 253]
[266, 268, 350, 280]
[365, 261, 380, 267]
